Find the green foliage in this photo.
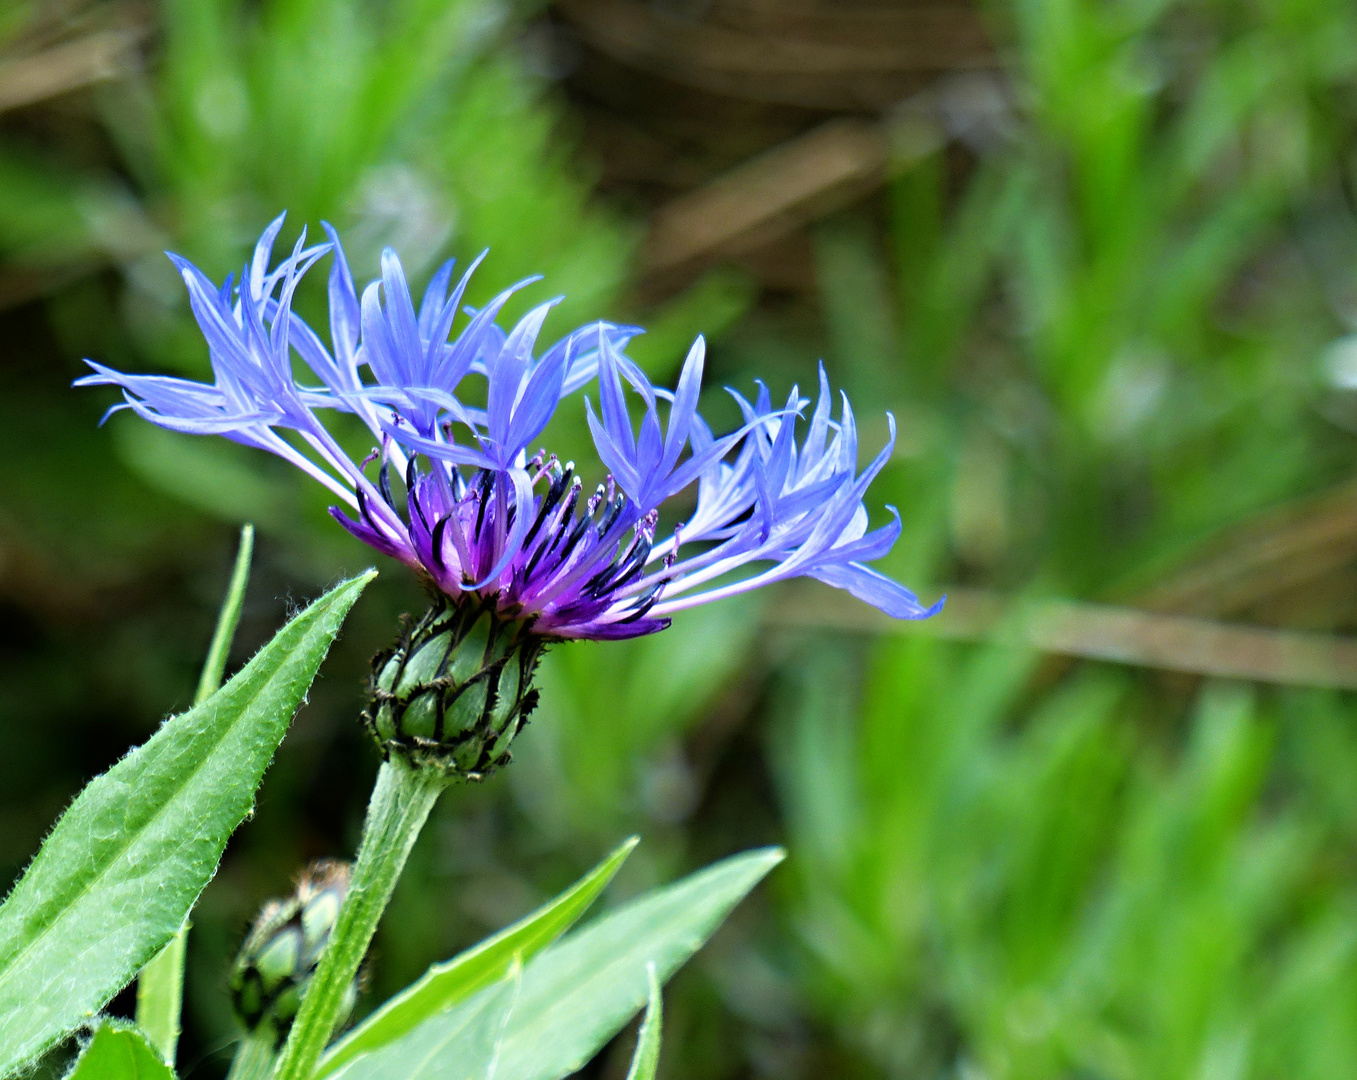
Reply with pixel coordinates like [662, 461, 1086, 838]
[67, 1024, 174, 1080]
[329, 848, 780, 1080]
[0, 571, 372, 1079]
[325, 970, 519, 1080]
[772, 636, 1357, 1077]
[845, 0, 1357, 594]
[736, 4, 1357, 1065]
[321, 836, 638, 1075]
[481, 846, 778, 1080]
[93, 0, 627, 326]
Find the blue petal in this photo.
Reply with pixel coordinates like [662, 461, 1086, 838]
[486, 298, 558, 453]
[806, 563, 943, 619]
[595, 327, 636, 456]
[249, 212, 288, 300]
[423, 252, 487, 378]
[584, 396, 642, 495]
[661, 336, 704, 474]
[322, 222, 361, 370]
[380, 248, 425, 384]
[418, 258, 456, 339]
[502, 329, 571, 462]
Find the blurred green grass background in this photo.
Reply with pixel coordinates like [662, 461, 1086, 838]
[6, 0, 1357, 1075]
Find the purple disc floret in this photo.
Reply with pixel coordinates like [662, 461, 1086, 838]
[78, 214, 942, 641]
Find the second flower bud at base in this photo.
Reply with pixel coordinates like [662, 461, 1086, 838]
[364, 596, 545, 780]
[230, 860, 354, 1049]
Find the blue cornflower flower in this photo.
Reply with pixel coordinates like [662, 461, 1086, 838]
[79, 215, 940, 644]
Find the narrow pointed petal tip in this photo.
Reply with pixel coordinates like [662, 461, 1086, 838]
[79, 216, 933, 641]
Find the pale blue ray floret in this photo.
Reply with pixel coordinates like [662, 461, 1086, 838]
[78, 214, 942, 639]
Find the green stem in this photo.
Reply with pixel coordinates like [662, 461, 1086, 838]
[134, 921, 188, 1063]
[226, 1032, 278, 1080]
[274, 759, 446, 1080]
[137, 524, 255, 1064]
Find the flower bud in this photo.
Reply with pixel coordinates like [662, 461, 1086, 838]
[229, 860, 355, 1047]
[363, 596, 545, 780]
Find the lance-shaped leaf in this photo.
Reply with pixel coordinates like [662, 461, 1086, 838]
[0, 571, 376, 1079]
[138, 523, 256, 1066]
[320, 836, 638, 1076]
[327, 847, 782, 1080]
[65, 1023, 174, 1080]
[335, 966, 522, 1080]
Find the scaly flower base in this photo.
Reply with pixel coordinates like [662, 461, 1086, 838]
[364, 596, 546, 781]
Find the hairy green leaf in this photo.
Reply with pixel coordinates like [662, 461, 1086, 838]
[138, 523, 256, 1065]
[67, 1023, 174, 1080]
[320, 836, 638, 1075]
[329, 847, 781, 1080]
[0, 571, 375, 1078]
